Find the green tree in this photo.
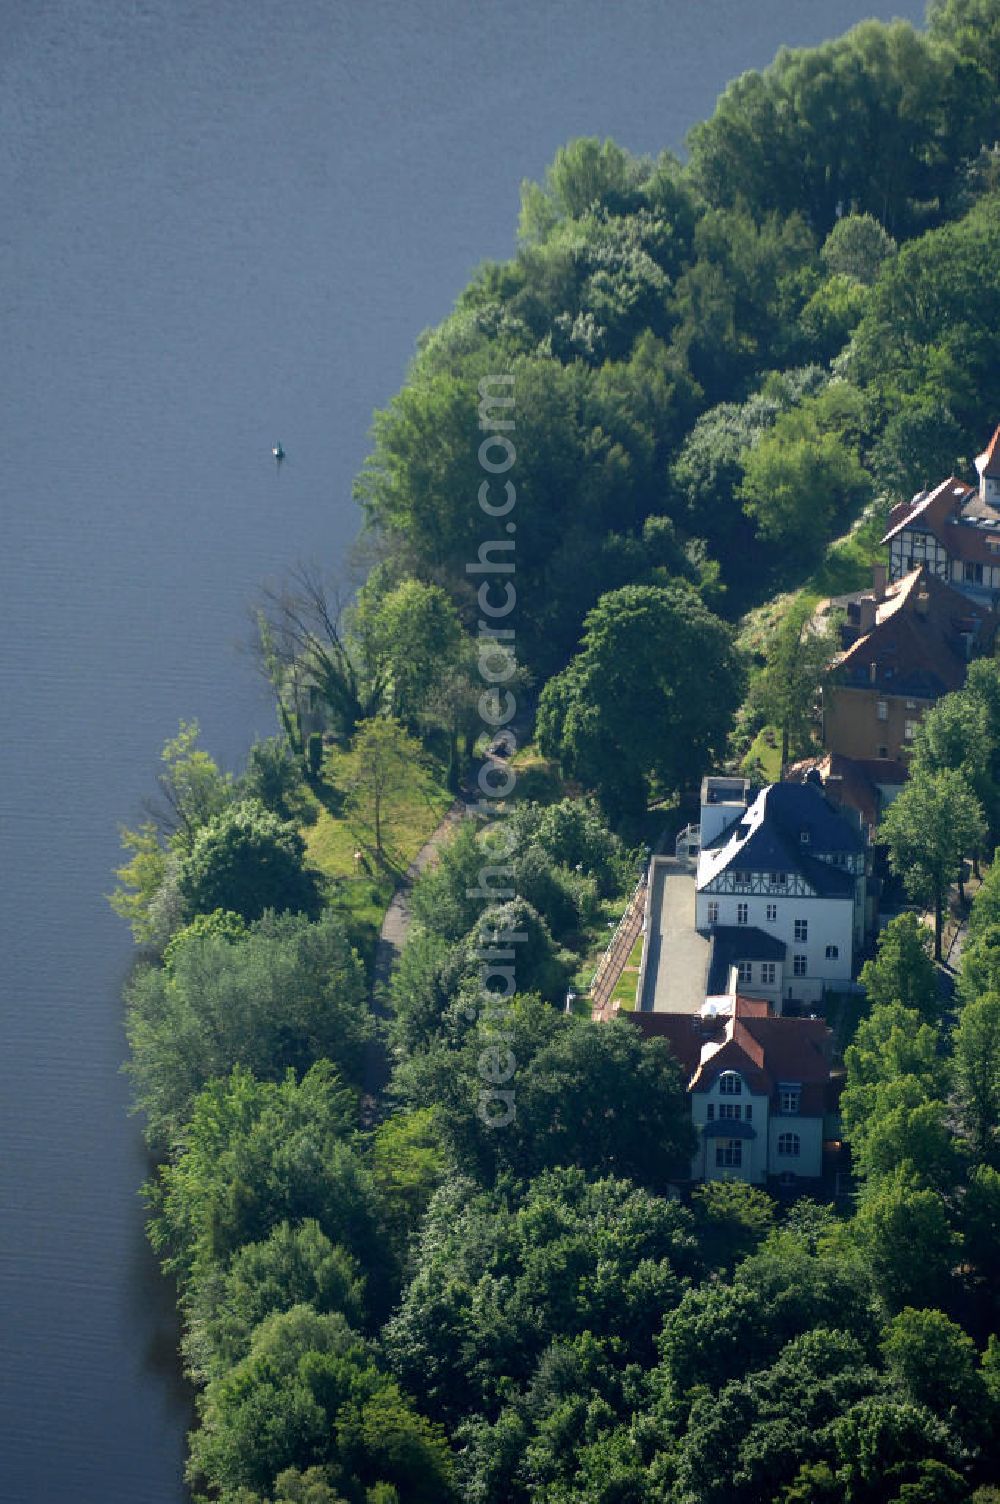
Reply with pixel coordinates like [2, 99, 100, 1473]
[537, 584, 744, 818]
[345, 718, 424, 866]
[820, 213, 897, 285]
[882, 1307, 988, 1433]
[189, 1305, 455, 1502]
[852, 1178, 959, 1311]
[690, 1180, 776, 1272]
[842, 1002, 947, 1167]
[178, 799, 324, 924]
[953, 991, 1000, 1165]
[184, 1219, 366, 1381]
[739, 419, 870, 566]
[858, 913, 939, 1022]
[147, 1063, 377, 1297]
[243, 736, 306, 821]
[384, 1168, 698, 1428]
[126, 910, 372, 1148]
[878, 768, 985, 958]
[356, 579, 464, 729]
[109, 820, 169, 943]
[753, 599, 841, 769]
[912, 692, 996, 859]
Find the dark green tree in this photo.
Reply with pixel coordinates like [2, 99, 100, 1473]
[178, 799, 324, 924]
[537, 584, 744, 818]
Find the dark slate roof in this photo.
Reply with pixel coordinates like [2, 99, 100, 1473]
[707, 927, 786, 994]
[699, 781, 861, 897]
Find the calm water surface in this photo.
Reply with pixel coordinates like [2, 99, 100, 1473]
[0, 2, 924, 1498]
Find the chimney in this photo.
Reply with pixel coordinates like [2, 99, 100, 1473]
[824, 774, 844, 807]
[915, 589, 930, 618]
[858, 596, 877, 634]
[872, 563, 887, 599]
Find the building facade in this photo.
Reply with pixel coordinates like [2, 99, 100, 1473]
[694, 777, 866, 1008]
[822, 564, 995, 766]
[882, 425, 1000, 605]
[632, 999, 833, 1185]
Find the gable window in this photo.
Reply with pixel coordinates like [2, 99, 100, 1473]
[766, 903, 777, 923]
[793, 954, 807, 977]
[780, 1087, 800, 1115]
[769, 872, 787, 887]
[718, 1072, 742, 1096]
[737, 903, 748, 925]
[720, 1102, 742, 1120]
[876, 700, 888, 721]
[761, 962, 776, 985]
[707, 901, 719, 926]
[825, 944, 839, 960]
[737, 961, 752, 984]
[794, 918, 808, 942]
[734, 871, 750, 889]
[777, 1133, 801, 1157]
[715, 1139, 743, 1168]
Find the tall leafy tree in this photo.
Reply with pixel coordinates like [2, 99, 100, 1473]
[753, 598, 840, 769]
[126, 910, 372, 1148]
[878, 768, 985, 958]
[537, 583, 744, 818]
[858, 912, 939, 1023]
[344, 718, 424, 867]
[178, 799, 324, 924]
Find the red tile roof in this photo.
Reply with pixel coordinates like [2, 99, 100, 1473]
[832, 565, 995, 699]
[629, 1007, 833, 1115]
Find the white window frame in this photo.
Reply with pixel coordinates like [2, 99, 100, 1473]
[793, 954, 807, 978]
[780, 1088, 800, 1115]
[737, 902, 748, 925]
[716, 1139, 743, 1168]
[761, 961, 776, 985]
[794, 918, 808, 942]
[777, 1132, 801, 1157]
[737, 960, 752, 984]
[766, 903, 777, 923]
[718, 1072, 742, 1096]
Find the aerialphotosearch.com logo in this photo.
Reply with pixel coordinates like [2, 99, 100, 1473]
[467, 374, 520, 1130]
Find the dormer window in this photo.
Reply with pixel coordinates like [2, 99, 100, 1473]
[769, 872, 787, 887]
[719, 1072, 743, 1096]
[799, 830, 810, 846]
[779, 1086, 800, 1115]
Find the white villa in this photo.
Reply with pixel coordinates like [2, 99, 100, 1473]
[693, 774, 869, 1011]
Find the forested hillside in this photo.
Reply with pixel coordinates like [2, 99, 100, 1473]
[114, 5, 1000, 1501]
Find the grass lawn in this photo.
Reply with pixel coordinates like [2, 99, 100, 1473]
[301, 741, 452, 967]
[742, 725, 783, 781]
[507, 743, 565, 803]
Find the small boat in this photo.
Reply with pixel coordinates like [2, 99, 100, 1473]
[272, 441, 285, 463]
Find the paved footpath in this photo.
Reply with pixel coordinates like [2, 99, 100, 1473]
[362, 796, 469, 1112]
[371, 797, 470, 1000]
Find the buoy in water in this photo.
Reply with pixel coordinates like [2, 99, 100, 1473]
[272, 441, 285, 464]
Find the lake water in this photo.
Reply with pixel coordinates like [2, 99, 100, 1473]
[0, 2, 925, 1498]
